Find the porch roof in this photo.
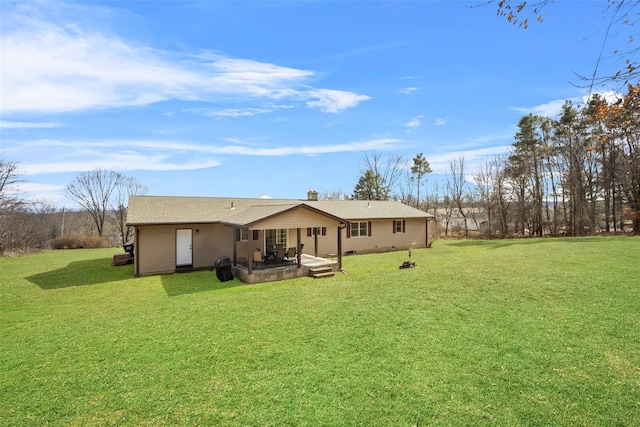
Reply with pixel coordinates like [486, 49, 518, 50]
[222, 203, 348, 228]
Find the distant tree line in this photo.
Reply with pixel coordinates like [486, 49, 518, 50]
[0, 162, 147, 255]
[472, 84, 639, 237]
[341, 84, 639, 238]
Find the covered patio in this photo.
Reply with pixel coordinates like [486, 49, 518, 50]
[225, 203, 348, 283]
[232, 253, 340, 284]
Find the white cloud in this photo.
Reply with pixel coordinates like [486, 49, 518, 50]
[511, 99, 568, 117]
[186, 107, 274, 118]
[0, 2, 369, 115]
[17, 137, 401, 175]
[5, 182, 67, 204]
[513, 91, 623, 118]
[435, 118, 446, 126]
[583, 90, 622, 104]
[403, 116, 423, 131]
[398, 87, 418, 95]
[305, 89, 371, 113]
[0, 121, 63, 129]
[427, 145, 512, 175]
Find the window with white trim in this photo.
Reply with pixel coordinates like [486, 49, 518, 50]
[308, 227, 327, 237]
[394, 220, 404, 234]
[240, 228, 249, 241]
[266, 229, 287, 247]
[351, 221, 368, 238]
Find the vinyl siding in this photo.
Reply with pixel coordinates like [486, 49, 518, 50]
[251, 208, 342, 230]
[340, 218, 427, 255]
[138, 225, 177, 275]
[137, 223, 237, 275]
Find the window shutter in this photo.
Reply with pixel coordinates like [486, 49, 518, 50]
[392, 221, 396, 234]
[235, 228, 241, 241]
[252, 230, 259, 240]
[403, 220, 406, 233]
[307, 227, 312, 237]
[321, 227, 326, 236]
[368, 221, 372, 236]
[346, 223, 351, 238]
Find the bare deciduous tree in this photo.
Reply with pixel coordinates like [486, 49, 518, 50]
[0, 155, 24, 211]
[447, 156, 470, 237]
[361, 151, 404, 199]
[66, 169, 121, 237]
[113, 175, 148, 246]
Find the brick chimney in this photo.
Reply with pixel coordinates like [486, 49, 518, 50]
[307, 189, 318, 201]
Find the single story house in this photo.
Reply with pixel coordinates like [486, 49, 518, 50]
[126, 191, 435, 283]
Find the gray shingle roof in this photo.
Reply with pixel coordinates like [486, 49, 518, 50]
[308, 200, 433, 220]
[126, 195, 434, 226]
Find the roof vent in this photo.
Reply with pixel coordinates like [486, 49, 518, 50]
[230, 201, 235, 210]
[307, 189, 318, 201]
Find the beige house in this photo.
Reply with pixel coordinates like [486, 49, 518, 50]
[126, 193, 434, 283]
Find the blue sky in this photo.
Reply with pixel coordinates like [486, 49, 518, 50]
[0, 1, 626, 207]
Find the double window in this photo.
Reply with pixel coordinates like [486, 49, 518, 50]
[266, 229, 287, 247]
[350, 221, 369, 238]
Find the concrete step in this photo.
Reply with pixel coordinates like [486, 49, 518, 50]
[309, 266, 335, 279]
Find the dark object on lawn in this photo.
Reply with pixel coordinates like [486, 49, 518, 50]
[112, 253, 132, 266]
[399, 260, 417, 269]
[399, 249, 417, 269]
[123, 242, 134, 261]
[215, 256, 234, 282]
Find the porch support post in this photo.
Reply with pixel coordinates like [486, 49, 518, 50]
[314, 231, 319, 257]
[337, 225, 343, 271]
[248, 247, 253, 275]
[297, 228, 302, 269]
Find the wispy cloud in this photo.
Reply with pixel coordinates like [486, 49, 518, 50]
[305, 89, 371, 113]
[511, 99, 568, 117]
[0, 121, 64, 129]
[0, 2, 370, 115]
[514, 91, 623, 118]
[403, 115, 423, 132]
[427, 145, 512, 175]
[24, 153, 222, 175]
[434, 118, 446, 126]
[10, 182, 68, 204]
[185, 107, 274, 118]
[16, 137, 401, 175]
[398, 87, 418, 95]
[583, 90, 622, 104]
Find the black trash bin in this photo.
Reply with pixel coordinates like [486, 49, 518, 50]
[123, 243, 134, 261]
[215, 256, 233, 282]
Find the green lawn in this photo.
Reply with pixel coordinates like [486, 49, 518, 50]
[1, 237, 639, 426]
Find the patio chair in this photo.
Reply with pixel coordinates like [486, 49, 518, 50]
[253, 249, 265, 269]
[276, 246, 286, 264]
[284, 247, 298, 265]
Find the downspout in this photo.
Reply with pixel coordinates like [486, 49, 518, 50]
[425, 217, 429, 248]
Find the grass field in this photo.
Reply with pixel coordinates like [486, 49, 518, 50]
[1, 236, 639, 426]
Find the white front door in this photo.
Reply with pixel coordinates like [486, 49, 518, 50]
[176, 229, 193, 266]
